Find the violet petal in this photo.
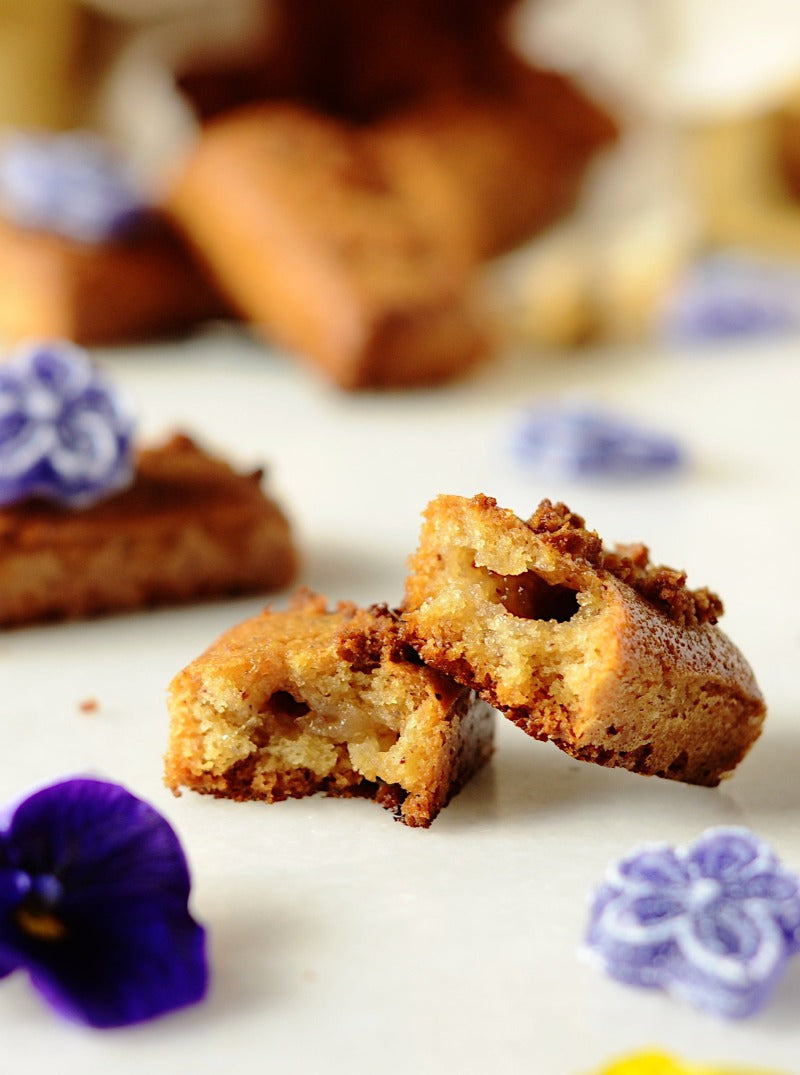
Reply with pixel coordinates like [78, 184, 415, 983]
[584, 826, 800, 1019]
[512, 403, 683, 478]
[0, 130, 145, 243]
[0, 342, 135, 509]
[0, 778, 207, 1028]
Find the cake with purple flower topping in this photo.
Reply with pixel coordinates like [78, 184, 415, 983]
[0, 342, 297, 626]
[402, 494, 765, 786]
[0, 130, 226, 345]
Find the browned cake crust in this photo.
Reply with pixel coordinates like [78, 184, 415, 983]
[0, 214, 228, 346]
[402, 495, 766, 787]
[0, 433, 297, 626]
[165, 591, 494, 826]
[166, 102, 491, 390]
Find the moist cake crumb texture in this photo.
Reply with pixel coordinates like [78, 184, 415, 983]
[165, 590, 494, 827]
[402, 494, 765, 787]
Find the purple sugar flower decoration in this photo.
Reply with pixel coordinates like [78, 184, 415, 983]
[0, 778, 208, 1028]
[0, 130, 145, 243]
[584, 827, 800, 1019]
[0, 341, 136, 508]
[658, 253, 800, 342]
[512, 403, 683, 479]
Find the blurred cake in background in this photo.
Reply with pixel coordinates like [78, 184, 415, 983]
[0, 0, 618, 386]
[0, 127, 228, 345]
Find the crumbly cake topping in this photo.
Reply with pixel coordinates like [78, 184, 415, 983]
[286, 589, 421, 672]
[335, 602, 421, 672]
[522, 497, 723, 628]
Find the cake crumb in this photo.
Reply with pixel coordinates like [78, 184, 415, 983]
[526, 497, 723, 627]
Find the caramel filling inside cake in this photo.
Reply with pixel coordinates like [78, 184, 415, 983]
[407, 541, 603, 726]
[490, 568, 581, 624]
[166, 595, 494, 824]
[200, 653, 444, 791]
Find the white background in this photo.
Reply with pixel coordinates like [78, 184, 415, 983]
[2, 327, 799, 1073]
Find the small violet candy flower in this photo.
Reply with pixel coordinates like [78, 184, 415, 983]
[0, 341, 136, 509]
[658, 253, 800, 342]
[584, 827, 800, 1019]
[512, 403, 683, 478]
[0, 130, 145, 243]
[0, 777, 208, 1028]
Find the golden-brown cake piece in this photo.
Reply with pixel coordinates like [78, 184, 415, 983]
[374, 60, 618, 262]
[0, 215, 228, 346]
[403, 495, 765, 787]
[166, 102, 491, 390]
[0, 432, 297, 626]
[165, 0, 617, 390]
[165, 591, 494, 827]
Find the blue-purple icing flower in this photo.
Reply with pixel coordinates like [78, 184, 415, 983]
[658, 253, 800, 342]
[584, 827, 800, 1019]
[0, 777, 208, 1027]
[512, 403, 683, 478]
[0, 342, 136, 508]
[0, 130, 145, 243]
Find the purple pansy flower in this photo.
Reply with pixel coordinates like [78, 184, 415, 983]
[0, 778, 208, 1028]
[0, 129, 145, 243]
[512, 403, 683, 478]
[585, 827, 800, 1019]
[0, 341, 136, 508]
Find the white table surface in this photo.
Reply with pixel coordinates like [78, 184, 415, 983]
[2, 326, 798, 1074]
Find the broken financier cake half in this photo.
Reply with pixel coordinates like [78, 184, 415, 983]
[165, 591, 494, 827]
[402, 495, 765, 786]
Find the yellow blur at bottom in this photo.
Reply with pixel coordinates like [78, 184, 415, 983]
[588, 1051, 789, 1075]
